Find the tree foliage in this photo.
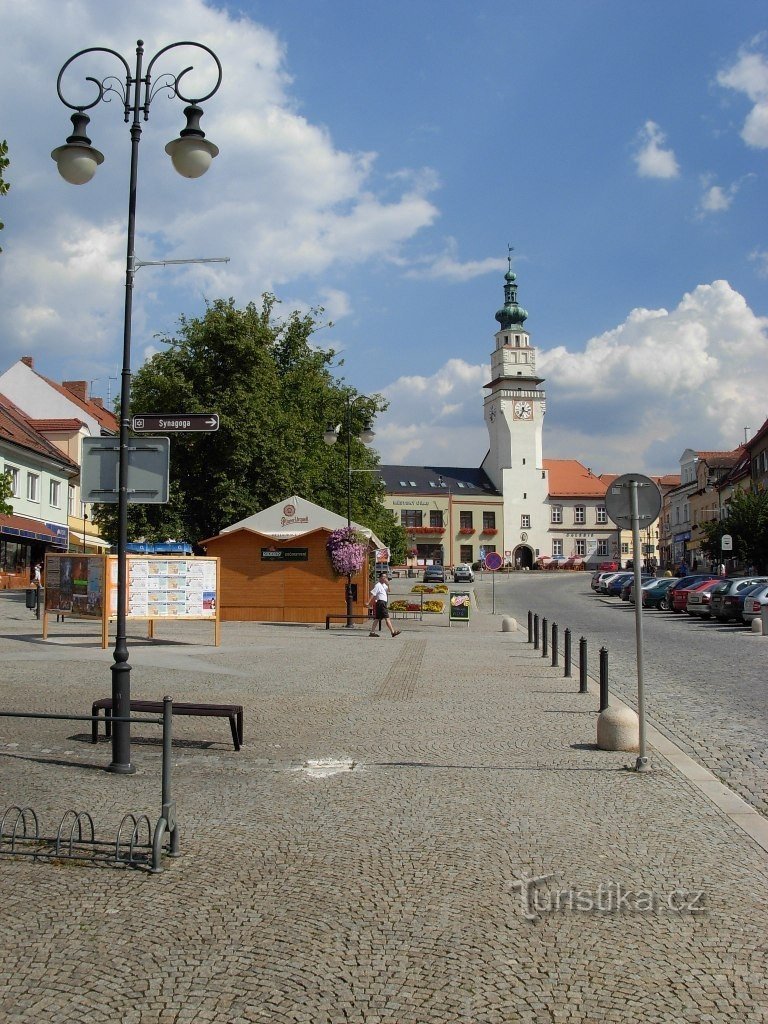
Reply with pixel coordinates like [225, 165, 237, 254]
[0, 139, 9, 252]
[0, 470, 14, 515]
[700, 486, 768, 571]
[92, 295, 407, 560]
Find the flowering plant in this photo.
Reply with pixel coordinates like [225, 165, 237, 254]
[326, 526, 367, 576]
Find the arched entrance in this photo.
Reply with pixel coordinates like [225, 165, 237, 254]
[513, 544, 534, 569]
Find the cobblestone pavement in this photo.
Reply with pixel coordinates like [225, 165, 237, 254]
[1, 590, 767, 1023]
[489, 572, 768, 819]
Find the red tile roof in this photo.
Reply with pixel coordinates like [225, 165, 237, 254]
[27, 418, 86, 432]
[544, 459, 607, 497]
[0, 394, 80, 472]
[26, 365, 117, 432]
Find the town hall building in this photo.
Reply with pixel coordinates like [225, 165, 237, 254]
[380, 262, 621, 569]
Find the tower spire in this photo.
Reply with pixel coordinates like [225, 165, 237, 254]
[495, 246, 528, 329]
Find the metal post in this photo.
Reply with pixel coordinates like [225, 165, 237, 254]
[564, 627, 572, 677]
[579, 637, 588, 693]
[599, 646, 609, 711]
[533, 614, 539, 649]
[630, 480, 650, 772]
[551, 623, 558, 667]
[527, 610, 533, 643]
[541, 617, 548, 657]
[161, 696, 180, 857]
[107, 43, 146, 775]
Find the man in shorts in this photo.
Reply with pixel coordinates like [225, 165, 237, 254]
[368, 573, 401, 638]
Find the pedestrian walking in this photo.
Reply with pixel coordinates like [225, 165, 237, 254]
[368, 573, 401, 638]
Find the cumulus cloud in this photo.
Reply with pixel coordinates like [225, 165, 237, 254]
[375, 282, 768, 476]
[378, 359, 490, 464]
[0, 0, 440, 369]
[717, 46, 768, 148]
[632, 121, 680, 179]
[696, 173, 753, 216]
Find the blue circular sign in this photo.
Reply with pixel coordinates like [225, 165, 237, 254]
[484, 551, 503, 571]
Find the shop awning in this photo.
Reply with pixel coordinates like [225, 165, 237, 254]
[68, 530, 112, 548]
[0, 514, 68, 546]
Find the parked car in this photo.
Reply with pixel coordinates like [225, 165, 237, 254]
[630, 578, 669, 604]
[591, 571, 616, 592]
[673, 578, 720, 613]
[452, 563, 474, 583]
[666, 574, 719, 613]
[620, 575, 654, 601]
[641, 577, 679, 609]
[742, 583, 768, 624]
[423, 564, 446, 583]
[604, 572, 634, 597]
[598, 572, 626, 594]
[709, 577, 768, 623]
[686, 579, 724, 618]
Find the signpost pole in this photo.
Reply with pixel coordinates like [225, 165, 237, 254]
[631, 480, 650, 772]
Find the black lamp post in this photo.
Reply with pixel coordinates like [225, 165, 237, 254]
[324, 396, 375, 627]
[52, 40, 222, 774]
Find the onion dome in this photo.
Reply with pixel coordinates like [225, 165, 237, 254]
[495, 263, 528, 328]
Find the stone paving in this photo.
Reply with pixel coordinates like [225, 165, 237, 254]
[0, 589, 767, 1022]
[491, 572, 768, 819]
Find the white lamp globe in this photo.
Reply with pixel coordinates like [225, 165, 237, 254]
[165, 136, 219, 179]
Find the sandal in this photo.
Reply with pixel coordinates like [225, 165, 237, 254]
[392, 630, 401, 637]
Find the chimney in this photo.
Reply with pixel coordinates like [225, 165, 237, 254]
[63, 380, 88, 402]
[91, 397, 104, 408]
[21, 356, 34, 368]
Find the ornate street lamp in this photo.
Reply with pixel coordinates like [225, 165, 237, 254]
[324, 396, 375, 627]
[52, 40, 222, 774]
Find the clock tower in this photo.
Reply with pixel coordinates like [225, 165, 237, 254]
[481, 258, 548, 564]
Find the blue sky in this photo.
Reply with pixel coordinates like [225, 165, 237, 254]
[1, 0, 767, 475]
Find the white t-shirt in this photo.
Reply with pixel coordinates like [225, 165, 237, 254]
[370, 581, 389, 603]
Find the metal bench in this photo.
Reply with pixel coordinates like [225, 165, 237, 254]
[91, 698, 243, 751]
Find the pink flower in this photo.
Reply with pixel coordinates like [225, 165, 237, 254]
[327, 526, 366, 576]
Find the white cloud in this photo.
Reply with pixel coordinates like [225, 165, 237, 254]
[0, 0, 441, 369]
[375, 282, 768, 476]
[401, 238, 507, 281]
[717, 47, 768, 148]
[377, 358, 489, 465]
[750, 249, 768, 278]
[633, 121, 680, 179]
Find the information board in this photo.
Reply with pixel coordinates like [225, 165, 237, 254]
[109, 557, 218, 618]
[449, 591, 471, 624]
[44, 554, 105, 618]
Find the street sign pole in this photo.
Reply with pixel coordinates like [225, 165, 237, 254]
[630, 480, 650, 773]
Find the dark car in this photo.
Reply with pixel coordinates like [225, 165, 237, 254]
[605, 572, 634, 597]
[709, 577, 768, 623]
[641, 577, 678, 609]
[620, 575, 654, 601]
[423, 564, 446, 584]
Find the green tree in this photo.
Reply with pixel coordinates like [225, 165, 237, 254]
[0, 139, 9, 253]
[0, 470, 14, 515]
[92, 295, 406, 559]
[700, 486, 768, 571]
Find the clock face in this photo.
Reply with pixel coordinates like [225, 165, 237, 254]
[514, 400, 533, 420]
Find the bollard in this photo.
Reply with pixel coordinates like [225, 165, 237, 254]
[579, 637, 588, 694]
[551, 623, 559, 667]
[527, 610, 533, 644]
[599, 646, 609, 711]
[564, 628, 572, 678]
[533, 614, 539, 650]
[542, 618, 548, 657]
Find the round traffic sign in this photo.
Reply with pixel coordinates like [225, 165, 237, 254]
[605, 473, 662, 530]
[484, 551, 503, 571]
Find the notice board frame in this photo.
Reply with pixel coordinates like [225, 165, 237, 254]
[42, 554, 221, 647]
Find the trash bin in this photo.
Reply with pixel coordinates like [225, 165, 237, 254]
[26, 587, 38, 609]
